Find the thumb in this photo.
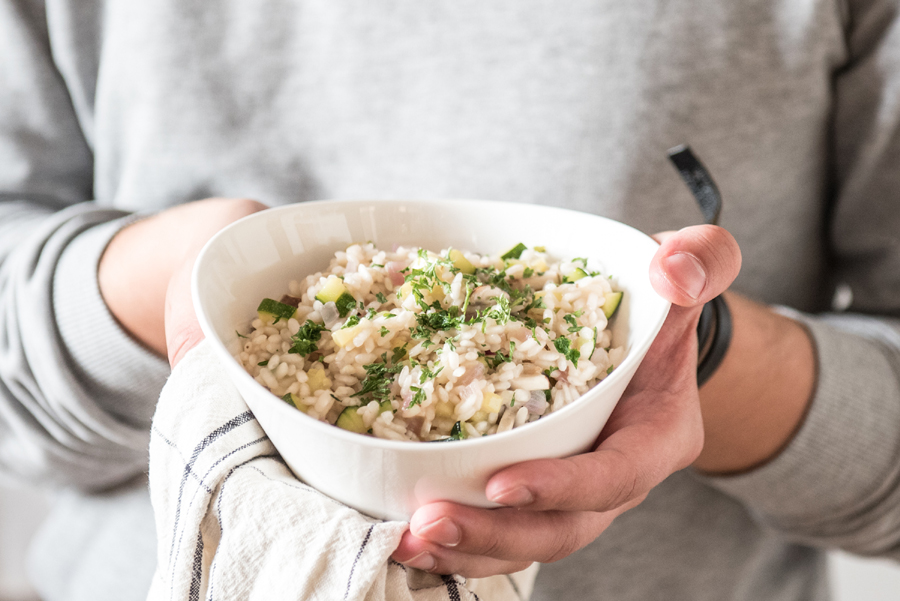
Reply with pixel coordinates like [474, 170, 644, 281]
[164, 255, 205, 368]
[649, 225, 742, 308]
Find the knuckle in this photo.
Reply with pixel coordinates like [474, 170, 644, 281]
[543, 524, 583, 563]
[477, 530, 509, 559]
[596, 448, 640, 509]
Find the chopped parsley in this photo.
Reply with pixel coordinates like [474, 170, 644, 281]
[289, 321, 327, 356]
[352, 355, 403, 404]
[485, 341, 516, 369]
[606, 364, 615, 375]
[257, 360, 269, 366]
[391, 344, 408, 364]
[380, 326, 390, 337]
[409, 385, 426, 407]
[375, 292, 388, 304]
[553, 336, 581, 367]
[236, 331, 249, 339]
[342, 315, 361, 329]
[564, 313, 581, 333]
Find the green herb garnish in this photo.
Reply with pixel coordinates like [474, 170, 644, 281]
[289, 321, 327, 356]
[352, 355, 403, 404]
[553, 337, 581, 367]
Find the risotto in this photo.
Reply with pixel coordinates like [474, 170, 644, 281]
[235, 243, 625, 442]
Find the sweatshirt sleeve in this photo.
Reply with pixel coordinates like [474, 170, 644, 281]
[704, 0, 900, 559]
[0, 1, 169, 490]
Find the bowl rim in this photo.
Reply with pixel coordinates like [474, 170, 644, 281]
[192, 198, 671, 452]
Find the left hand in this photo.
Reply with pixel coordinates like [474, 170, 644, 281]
[390, 225, 742, 577]
[160, 198, 268, 367]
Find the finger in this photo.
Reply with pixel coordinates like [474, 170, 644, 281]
[165, 256, 205, 368]
[485, 389, 698, 513]
[392, 538, 532, 578]
[393, 494, 646, 576]
[393, 508, 608, 575]
[649, 225, 741, 307]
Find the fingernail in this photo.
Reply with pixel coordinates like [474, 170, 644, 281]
[488, 485, 534, 507]
[661, 253, 706, 300]
[404, 551, 436, 571]
[414, 517, 461, 547]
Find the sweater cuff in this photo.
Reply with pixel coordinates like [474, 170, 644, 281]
[703, 315, 900, 526]
[53, 217, 170, 429]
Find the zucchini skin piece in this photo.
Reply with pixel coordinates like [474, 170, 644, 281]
[501, 242, 528, 261]
[427, 420, 469, 442]
[258, 297, 297, 323]
[603, 291, 623, 318]
[334, 292, 358, 317]
[335, 406, 367, 433]
[563, 268, 589, 283]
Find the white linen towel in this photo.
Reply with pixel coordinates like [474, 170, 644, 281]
[147, 340, 538, 601]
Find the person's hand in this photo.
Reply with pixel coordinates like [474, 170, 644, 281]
[390, 225, 742, 577]
[98, 197, 267, 367]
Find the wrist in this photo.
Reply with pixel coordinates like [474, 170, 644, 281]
[98, 214, 179, 356]
[693, 293, 816, 474]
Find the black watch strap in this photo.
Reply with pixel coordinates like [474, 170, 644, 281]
[696, 295, 732, 387]
[668, 144, 732, 387]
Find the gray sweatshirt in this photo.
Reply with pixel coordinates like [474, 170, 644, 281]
[2, 1, 900, 599]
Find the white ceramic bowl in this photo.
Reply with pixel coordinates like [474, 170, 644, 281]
[193, 199, 669, 521]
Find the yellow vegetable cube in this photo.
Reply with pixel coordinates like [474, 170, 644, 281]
[434, 401, 455, 418]
[481, 391, 503, 413]
[449, 249, 476, 274]
[307, 367, 331, 392]
[331, 324, 362, 348]
[316, 276, 347, 304]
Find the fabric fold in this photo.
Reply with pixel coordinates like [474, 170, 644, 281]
[148, 340, 537, 601]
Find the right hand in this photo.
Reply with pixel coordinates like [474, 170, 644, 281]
[392, 225, 743, 577]
[99, 197, 267, 360]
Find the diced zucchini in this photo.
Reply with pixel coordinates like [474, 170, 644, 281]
[449, 421, 468, 440]
[281, 392, 310, 414]
[471, 410, 489, 423]
[307, 367, 331, 392]
[576, 332, 595, 361]
[563, 268, 589, 283]
[335, 292, 358, 317]
[448, 249, 476, 274]
[316, 276, 347, 304]
[335, 407, 367, 434]
[603, 291, 623, 318]
[378, 400, 394, 414]
[434, 401, 454, 418]
[316, 277, 357, 318]
[501, 242, 528, 261]
[481, 391, 503, 413]
[332, 323, 363, 348]
[257, 298, 297, 324]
